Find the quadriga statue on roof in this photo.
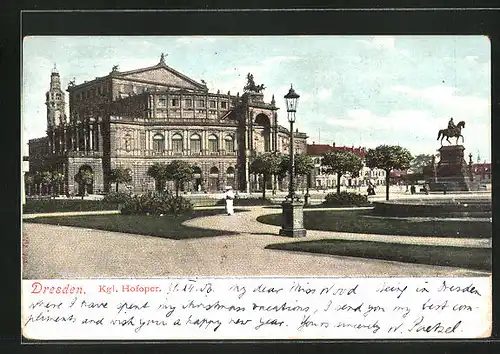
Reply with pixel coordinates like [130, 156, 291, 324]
[437, 117, 466, 145]
[244, 73, 266, 93]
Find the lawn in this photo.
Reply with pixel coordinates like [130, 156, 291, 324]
[23, 199, 119, 214]
[25, 209, 242, 240]
[257, 210, 491, 238]
[266, 239, 491, 271]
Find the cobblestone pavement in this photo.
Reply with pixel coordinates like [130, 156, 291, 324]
[22, 206, 490, 279]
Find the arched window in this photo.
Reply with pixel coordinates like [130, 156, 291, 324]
[226, 166, 235, 175]
[255, 114, 271, 152]
[224, 135, 234, 152]
[172, 133, 183, 153]
[193, 166, 202, 177]
[210, 166, 219, 175]
[152, 134, 165, 153]
[208, 134, 218, 153]
[190, 134, 201, 153]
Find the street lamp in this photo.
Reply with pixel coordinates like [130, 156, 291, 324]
[279, 85, 306, 238]
[284, 84, 299, 200]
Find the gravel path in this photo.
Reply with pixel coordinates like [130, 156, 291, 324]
[22, 207, 489, 279]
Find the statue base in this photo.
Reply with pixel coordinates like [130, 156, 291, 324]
[279, 200, 307, 237]
[428, 145, 477, 192]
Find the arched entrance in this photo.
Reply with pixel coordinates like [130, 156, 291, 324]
[208, 166, 219, 192]
[226, 166, 235, 189]
[75, 165, 94, 196]
[255, 114, 271, 152]
[193, 166, 202, 192]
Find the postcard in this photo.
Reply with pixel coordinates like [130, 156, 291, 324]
[21, 35, 492, 340]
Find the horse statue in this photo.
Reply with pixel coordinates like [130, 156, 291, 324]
[437, 120, 465, 145]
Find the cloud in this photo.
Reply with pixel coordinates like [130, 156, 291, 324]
[360, 36, 396, 51]
[390, 84, 490, 121]
[328, 108, 435, 132]
[317, 88, 332, 100]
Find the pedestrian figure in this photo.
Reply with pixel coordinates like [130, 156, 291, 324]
[224, 186, 235, 215]
[410, 185, 416, 195]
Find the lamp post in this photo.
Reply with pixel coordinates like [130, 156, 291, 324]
[279, 85, 306, 237]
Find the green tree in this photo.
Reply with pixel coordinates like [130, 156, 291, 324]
[24, 173, 34, 196]
[279, 153, 314, 194]
[365, 145, 413, 200]
[33, 171, 42, 196]
[410, 154, 434, 175]
[147, 163, 168, 192]
[321, 151, 363, 195]
[109, 167, 133, 192]
[250, 152, 282, 199]
[74, 169, 94, 199]
[165, 160, 194, 197]
[51, 172, 65, 196]
[40, 171, 53, 196]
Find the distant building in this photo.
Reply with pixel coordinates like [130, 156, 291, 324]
[307, 142, 386, 189]
[28, 55, 307, 195]
[472, 162, 491, 184]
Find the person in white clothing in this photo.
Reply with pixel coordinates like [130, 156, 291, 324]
[224, 186, 235, 215]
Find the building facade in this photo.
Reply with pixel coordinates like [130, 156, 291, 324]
[471, 162, 491, 184]
[307, 143, 386, 190]
[28, 55, 308, 195]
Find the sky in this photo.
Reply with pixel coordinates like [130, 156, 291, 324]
[22, 35, 491, 162]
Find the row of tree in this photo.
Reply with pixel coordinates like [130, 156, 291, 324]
[249, 145, 414, 200]
[24, 171, 65, 197]
[24, 145, 416, 200]
[24, 167, 132, 198]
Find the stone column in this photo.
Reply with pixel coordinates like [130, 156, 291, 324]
[180, 92, 183, 119]
[167, 130, 172, 154]
[52, 131, 56, 153]
[97, 122, 102, 153]
[63, 127, 67, 152]
[202, 130, 207, 154]
[89, 125, 94, 151]
[219, 130, 223, 153]
[70, 128, 75, 151]
[83, 123, 88, 152]
[163, 129, 167, 155]
[183, 129, 188, 155]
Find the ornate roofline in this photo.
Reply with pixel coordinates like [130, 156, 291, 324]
[67, 59, 207, 92]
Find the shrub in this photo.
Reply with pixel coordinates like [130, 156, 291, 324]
[121, 192, 193, 215]
[323, 191, 370, 206]
[102, 191, 132, 204]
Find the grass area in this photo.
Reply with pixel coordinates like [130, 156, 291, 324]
[25, 209, 242, 240]
[266, 239, 491, 271]
[257, 210, 491, 238]
[23, 199, 119, 214]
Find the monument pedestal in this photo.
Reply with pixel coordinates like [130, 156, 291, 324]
[279, 200, 307, 237]
[428, 145, 475, 192]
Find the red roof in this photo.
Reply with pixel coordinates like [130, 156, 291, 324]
[307, 144, 367, 158]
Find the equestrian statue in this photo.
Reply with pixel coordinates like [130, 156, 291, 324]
[437, 117, 465, 145]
